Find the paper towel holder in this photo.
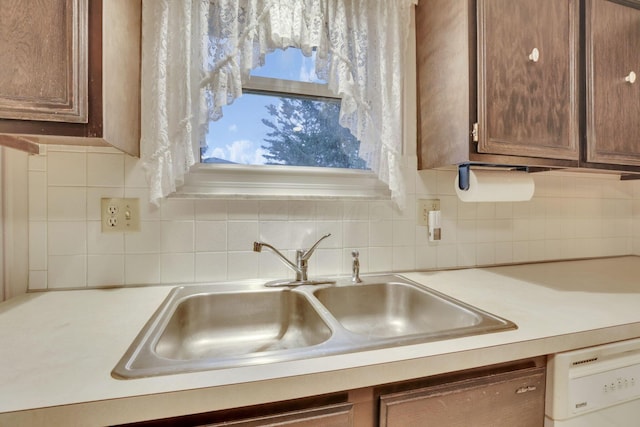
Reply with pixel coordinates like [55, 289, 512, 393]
[457, 163, 535, 191]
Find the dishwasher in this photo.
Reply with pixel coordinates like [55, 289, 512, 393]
[545, 337, 640, 426]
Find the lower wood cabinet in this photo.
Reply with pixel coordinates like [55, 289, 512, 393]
[378, 364, 545, 427]
[120, 358, 545, 427]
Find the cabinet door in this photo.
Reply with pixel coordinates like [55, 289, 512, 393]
[379, 366, 545, 427]
[586, 0, 640, 166]
[477, 0, 579, 161]
[0, 0, 87, 123]
[205, 403, 353, 427]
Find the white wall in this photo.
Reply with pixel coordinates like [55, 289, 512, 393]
[25, 144, 639, 290]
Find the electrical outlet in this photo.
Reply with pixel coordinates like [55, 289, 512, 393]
[101, 198, 141, 232]
[417, 199, 440, 226]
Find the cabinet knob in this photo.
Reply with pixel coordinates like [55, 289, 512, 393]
[625, 71, 636, 84]
[528, 48, 540, 63]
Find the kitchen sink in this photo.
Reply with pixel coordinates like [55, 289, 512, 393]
[113, 275, 516, 379]
[155, 290, 332, 360]
[313, 282, 484, 338]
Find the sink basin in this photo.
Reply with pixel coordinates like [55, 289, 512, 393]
[155, 290, 331, 360]
[313, 282, 483, 339]
[113, 275, 516, 379]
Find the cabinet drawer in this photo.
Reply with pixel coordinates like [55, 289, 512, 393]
[379, 366, 545, 427]
[204, 402, 353, 427]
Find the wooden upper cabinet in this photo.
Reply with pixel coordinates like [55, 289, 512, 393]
[0, 0, 140, 156]
[416, 0, 580, 170]
[477, 0, 579, 161]
[586, 0, 640, 166]
[0, 0, 87, 124]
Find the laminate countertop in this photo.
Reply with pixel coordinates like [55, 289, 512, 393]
[2, 256, 640, 425]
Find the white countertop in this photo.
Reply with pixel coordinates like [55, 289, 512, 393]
[2, 256, 640, 425]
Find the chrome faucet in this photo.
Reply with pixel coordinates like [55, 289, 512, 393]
[253, 233, 334, 286]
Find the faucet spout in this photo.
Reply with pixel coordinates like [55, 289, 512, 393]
[252, 241, 301, 276]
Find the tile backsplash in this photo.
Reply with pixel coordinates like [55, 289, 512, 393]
[27, 145, 640, 290]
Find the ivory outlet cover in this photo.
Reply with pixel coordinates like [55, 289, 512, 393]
[101, 198, 141, 232]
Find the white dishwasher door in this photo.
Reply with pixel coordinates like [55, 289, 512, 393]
[545, 338, 640, 427]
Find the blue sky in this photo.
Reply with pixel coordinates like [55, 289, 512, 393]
[202, 49, 321, 165]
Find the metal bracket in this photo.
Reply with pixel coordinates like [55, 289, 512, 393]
[458, 164, 471, 191]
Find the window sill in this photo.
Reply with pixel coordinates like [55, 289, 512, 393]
[173, 163, 391, 200]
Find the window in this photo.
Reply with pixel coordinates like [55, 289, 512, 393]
[201, 49, 367, 171]
[179, 48, 390, 200]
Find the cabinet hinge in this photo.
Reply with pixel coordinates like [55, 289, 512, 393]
[471, 123, 479, 142]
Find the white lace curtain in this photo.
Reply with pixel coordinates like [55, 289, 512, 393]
[141, 0, 416, 207]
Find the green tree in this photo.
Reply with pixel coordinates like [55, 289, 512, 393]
[260, 97, 367, 169]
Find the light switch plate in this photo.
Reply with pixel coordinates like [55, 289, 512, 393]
[101, 198, 140, 232]
[417, 199, 440, 226]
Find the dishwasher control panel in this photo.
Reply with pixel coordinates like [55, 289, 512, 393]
[546, 337, 640, 420]
[569, 362, 640, 414]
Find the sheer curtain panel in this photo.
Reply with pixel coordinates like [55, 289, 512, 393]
[141, 0, 416, 207]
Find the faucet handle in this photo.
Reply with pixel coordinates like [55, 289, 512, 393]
[351, 250, 362, 283]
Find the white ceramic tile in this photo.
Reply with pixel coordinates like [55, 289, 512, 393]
[456, 243, 476, 267]
[161, 221, 194, 253]
[87, 221, 124, 254]
[258, 221, 292, 249]
[195, 252, 228, 282]
[125, 253, 161, 285]
[87, 153, 125, 187]
[456, 219, 477, 244]
[343, 201, 369, 220]
[392, 246, 415, 271]
[495, 242, 514, 265]
[476, 242, 496, 266]
[227, 252, 259, 280]
[28, 270, 47, 290]
[315, 201, 342, 221]
[87, 255, 124, 287]
[343, 221, 369, 248]
[227, 200, 259, 220]
[160, 252, 194, 284]
[369, 201, 393, 221]
[228, 221, 258, 251]
[48, 151, 86, 187]
[288, 201, 316, 221]
[258, 252, 290, 279]
[48, 221, 87, 255]
[436, 170, 456, 195]
[195, 221, 227, 252]
[259, 200, 289, 220]
[414, 244, 437, 270]
[310, 248, 341, 277]
[415, 170, 438, 196]
[289, 222, 318, 249]
[161, 198, 195, 220]
[124, 221, 161, 253]
[436, 244, 458, 269]
[47, 187, 86, 221]
[368, 247, 392, 272]
[392, 220, 414, 247]
[369, 220, 393, 247]
[124, 155, 148, 188]
[316, 221, 343, 249]
[195, 199, 227, 220]
[28, 170, 47, 221]
[48, 255, 87, 288]
[29, 221, 47, 270]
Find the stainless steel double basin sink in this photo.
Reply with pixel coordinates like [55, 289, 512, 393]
[112, 275, 516, 379]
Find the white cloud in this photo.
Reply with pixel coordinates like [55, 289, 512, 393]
[228, 124, 238, 133]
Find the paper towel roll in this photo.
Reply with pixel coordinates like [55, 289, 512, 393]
[454, 170, 535, 202]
